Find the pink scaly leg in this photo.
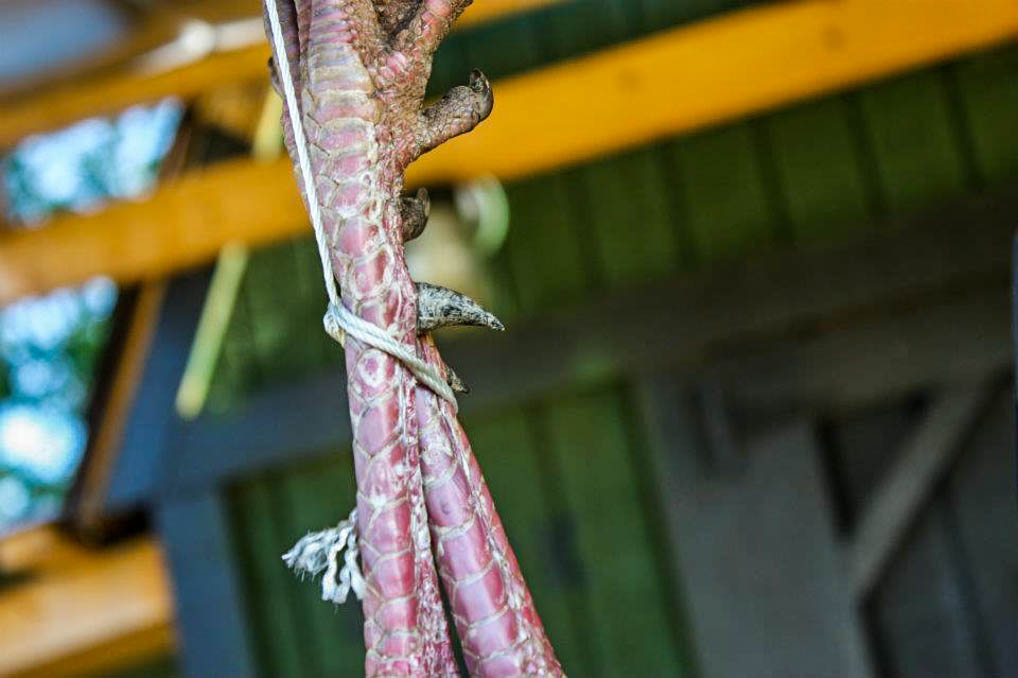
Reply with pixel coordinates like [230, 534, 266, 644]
[267, 0, 565, 675]
[304, 0, 456, 671]
[417, 339, 564, 677]
[266, 0, 456, 674]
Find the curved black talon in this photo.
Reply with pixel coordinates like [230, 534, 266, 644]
[468, 69, 494, 120]
[401, 188, 431, 243]
[416, 282, 505, 334]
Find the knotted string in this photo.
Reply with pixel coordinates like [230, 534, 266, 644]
[324, 302, 458, 408]
[282, 508, 365, 604]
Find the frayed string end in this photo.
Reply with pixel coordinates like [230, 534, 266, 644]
[282, 508, 364, 604]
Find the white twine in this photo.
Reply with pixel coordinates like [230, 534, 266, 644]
[324, 302, 458, 408]
[282, 508, 365, 604]
[264, 0, 457, 409]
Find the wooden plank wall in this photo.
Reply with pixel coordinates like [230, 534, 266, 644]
[208, 50, 1018, 405]
[824, 385, 1017, 678]
[230, 461, 365, 677]
[638, 382, 872, 678]
[220, 318, 1016, 677]
[201, 25, 1018, 406]
[227, 391, 693, 677]
[500, 43, 1018, 311]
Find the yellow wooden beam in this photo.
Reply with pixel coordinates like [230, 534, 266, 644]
[0, 0, 562, 148]
[2, 0, 1017, 303]
[413, 0, 1018, 183]
[12, 625, 175, 678]
[0, 158, 306, 303]
[0, 527, 174, 677]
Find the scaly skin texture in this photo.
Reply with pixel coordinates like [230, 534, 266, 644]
[418, 338, 562, 677]
[267, 2, 455, 674]
[265, 1, 564, 675]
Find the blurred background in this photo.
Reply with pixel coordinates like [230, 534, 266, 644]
[0, 0, 1015, 676]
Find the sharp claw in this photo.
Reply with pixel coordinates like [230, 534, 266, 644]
[267, 57, 282, 96]
[416, 282, 505, 334]
[469, 69, 490, 95]
[401, 187, 430, 243]
[469, 69, 494, 120]
[446, 366, 470, 394]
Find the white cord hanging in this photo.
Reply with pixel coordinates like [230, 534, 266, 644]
[264, 0, 457, 409]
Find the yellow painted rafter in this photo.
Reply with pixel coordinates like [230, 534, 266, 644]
[1, 0, 1016, 304]
[0, 0, 562, 148]
[0, 527, 174, 678]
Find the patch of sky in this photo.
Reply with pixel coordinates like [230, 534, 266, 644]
[3, 98, 181, 223]
[0, 100, 181, 532]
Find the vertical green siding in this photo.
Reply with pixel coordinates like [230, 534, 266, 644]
[671, 123, 777, 261]
[502, 175, 592, 315]
[232, 456, 365, 678]
[242, 247, 291, 385]
[288, 237, 336, 370]
[231, 399, 693, 678]
[955, 44, 1018, 185]
[543, 388, 688, 677]
[764, 97, 872, 242]
[465, 409, 591, 676]
[232, 479, 308, 678]
[460, 16, 543, 82]
[859, 71, 966, 216]
[539, 0, 635, 60]
[278, 460, 365, 675]
[581, 148, 682, 286]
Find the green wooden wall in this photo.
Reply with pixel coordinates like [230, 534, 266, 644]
[231, 460, 365, 676]
[199, 2, 1018, 675]
[204, 40, 1018, 411]
[229, 387, 692, 677]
